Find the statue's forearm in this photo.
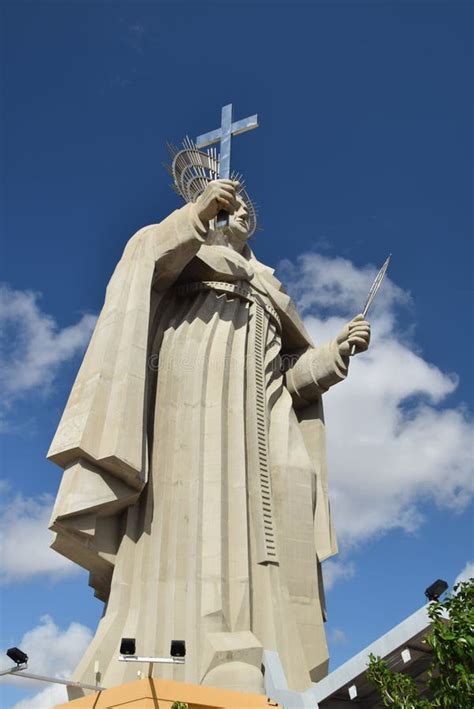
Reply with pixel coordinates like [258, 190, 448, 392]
[285, 342, 349, 409]
[151, 203, 209, 290]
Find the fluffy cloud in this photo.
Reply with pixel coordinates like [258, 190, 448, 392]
[0, 487, 79, 584]
[0, 283, 95, 404]
[13, 684, 68, 709]
[454, 561, 474, 587]
[279, 252, 409, 318]
[329, 628, 348, 646]
[323, 559, 355, 590]
[280, 253, 474, 554]
[0, 615, 92, 707]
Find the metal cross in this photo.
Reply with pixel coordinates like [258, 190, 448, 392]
[196, 103, 258, 227]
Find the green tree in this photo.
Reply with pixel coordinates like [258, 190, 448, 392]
[366, 578, 474, 708]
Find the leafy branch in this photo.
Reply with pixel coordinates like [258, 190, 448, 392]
[366, 578, 474, 708]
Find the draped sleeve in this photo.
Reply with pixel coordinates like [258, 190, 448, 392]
[285, 342, 349, 409]
[47, 204, 208, 599]
[48, 203, 208, 486]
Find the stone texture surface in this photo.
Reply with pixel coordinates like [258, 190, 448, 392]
[49, 203, 348, 696]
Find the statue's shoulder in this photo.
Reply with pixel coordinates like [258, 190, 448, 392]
[123, 204, 193, 256]
[121, 223, 159, 258]
[252, 258, 286, 293]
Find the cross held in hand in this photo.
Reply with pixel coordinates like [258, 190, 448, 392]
[196, 103, 258, 227]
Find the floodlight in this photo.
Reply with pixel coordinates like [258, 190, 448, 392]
[118, 637, 186, 676]
[2, 646, 104, 690]
[6, 648, 28, 666]
[425, 579, 448, 602]
[170, 640, 186, 658]
[348, 684, 357, 700]
[120, 638, 136, 656]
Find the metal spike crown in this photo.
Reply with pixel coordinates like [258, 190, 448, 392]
[165, 137, 258, 237]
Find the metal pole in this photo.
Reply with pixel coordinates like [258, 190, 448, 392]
[0, 665, 23, 677]
[2, 667, 105, 692]
[119, 655, 185, 665]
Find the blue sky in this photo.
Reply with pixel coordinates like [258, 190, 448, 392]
[1, 1, 473, 706]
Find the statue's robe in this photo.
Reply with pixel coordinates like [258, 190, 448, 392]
[48, 204, 345, 694]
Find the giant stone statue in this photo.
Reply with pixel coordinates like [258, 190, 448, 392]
[48, 107, 371, 695]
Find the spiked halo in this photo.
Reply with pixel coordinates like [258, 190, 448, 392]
[165, 137, 258, 237]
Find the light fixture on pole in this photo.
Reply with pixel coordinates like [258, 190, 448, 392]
[425, 579, 448, 602]
[170, 640, 186, 659]
[7, 647, 28, 667]
[1, 648, 105, 691]
[118, 638, 186, 678]
[0, 647, 28, 678]
[119, 638, 136, 656]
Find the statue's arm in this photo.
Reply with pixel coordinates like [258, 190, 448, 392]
[151, 203, 209, 290]
[285, 315, 370, 408]
[151, 180, 240, 290]
[285, 342, 349, 409]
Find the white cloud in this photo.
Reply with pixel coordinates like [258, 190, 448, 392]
[323, 559, 355, 590]
[0, 488, 79, 584]
[0, 283, 95, 403]
[454, 561, 474, 587]
[329, 628, 348, 646]
[13, 683, 68, 709]
[280, 252, 474, 560]
[279, 252, 409, 318]
[0, 615, 92, 705]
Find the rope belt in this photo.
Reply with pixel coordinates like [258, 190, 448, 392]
[176, 280, 282, 332]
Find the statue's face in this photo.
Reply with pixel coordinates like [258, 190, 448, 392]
[208, 195, 251, 252]
[226, 195, 250, 243]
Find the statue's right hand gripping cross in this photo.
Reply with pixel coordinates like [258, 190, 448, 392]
[196, 103, 258, 228]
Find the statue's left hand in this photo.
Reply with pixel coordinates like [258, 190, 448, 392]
[336, 314, 371, 356]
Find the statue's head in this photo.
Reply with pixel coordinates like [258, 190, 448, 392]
[224, 195, 251, 245]
[204, 195, 251, 253]
[166, 140, 258, 246]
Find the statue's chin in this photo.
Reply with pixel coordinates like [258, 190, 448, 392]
[208, 225, 249, 250]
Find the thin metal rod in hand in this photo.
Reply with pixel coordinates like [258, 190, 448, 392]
[350, 254, 391, 356]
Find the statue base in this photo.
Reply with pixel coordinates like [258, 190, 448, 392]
[54, 677, 282, 709]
